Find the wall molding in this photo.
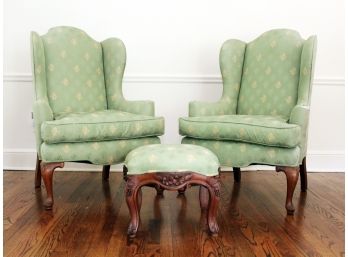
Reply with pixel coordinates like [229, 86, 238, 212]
[3, 73, 345, 86]
[4, 148, 345, 172]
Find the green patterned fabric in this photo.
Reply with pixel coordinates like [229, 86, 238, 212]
[31, 27, 164, 164]
[125, 144, 220, 176]
[180, 29, 317, 167]
[179, 115, 300, 148]
[189, 39, 246, 117]
[182, 138, 300, 167]
[41, 110, 164, 143]
[37, 27, 107, 115]
[41, 137, 160, 165]
[238, 29, 303, 117]
[102, 38, 155, 116]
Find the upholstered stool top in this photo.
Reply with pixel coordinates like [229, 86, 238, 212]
[125, 144, 220, 176]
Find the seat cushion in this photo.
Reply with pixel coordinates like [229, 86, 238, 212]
[41, 110, 164, 144]
[182, 137, 301, 167]
[125, 144, 220, 176]
[179, 115, 300, 148]
[40, 137, 161, 165]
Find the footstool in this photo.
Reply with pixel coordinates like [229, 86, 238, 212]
[123, 144, 221, 238]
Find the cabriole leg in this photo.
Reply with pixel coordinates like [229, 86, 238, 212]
[206, 176, 220, 235]
[276, 166, 300, 215]
[40, 162, 64, 210]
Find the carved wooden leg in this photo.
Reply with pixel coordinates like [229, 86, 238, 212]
[155, 185, 164, 196]
[199, 186, 209, 211]
[299, 157, 308, 192]
[178, 187, 186, 195]
[40, 162, 64, 210]
[102, 165, 110, 181]
[233, 167, 241, 183]
[276, 166, 300, 215]
[206, 176, 220, 235]
[137, 188, 142, 211]
[125, 177, 140, 238]
[35, 155, 42, 188]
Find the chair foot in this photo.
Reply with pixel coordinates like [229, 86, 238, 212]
[233, 167, 241, 183]
[276, 166, 300, 215]
[299, 157, 308, 192]
[35, 154, 42, 188]
[41, 162, 64, 210]
[102, 165, 110, 181]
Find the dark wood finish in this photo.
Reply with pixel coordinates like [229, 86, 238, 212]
[177, 187, 186, 195]
[276, 165, 300, 215]
[40, 162, 64, 210]
[124, 168, 220, 238]
[102, 165, 111, 181]
[34, 154, 42, 188]
[199, 186, 209, 210]
[232, 167, 241, 182]
[4, 170, 344, 257]
[300, 157, 308, 192]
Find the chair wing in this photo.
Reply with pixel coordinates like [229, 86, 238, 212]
[189, 39, 246, 117]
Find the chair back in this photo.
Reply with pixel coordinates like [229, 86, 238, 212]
[31, 26, 107, 115]
[237, 29, 304, 118]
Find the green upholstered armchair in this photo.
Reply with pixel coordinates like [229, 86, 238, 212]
[180, 29, 316, 214]
[31, 26, 164, 209]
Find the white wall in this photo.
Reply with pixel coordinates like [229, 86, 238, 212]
[3, 0, 345, 171]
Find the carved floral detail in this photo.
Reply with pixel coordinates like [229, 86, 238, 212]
[155, 173, 193, 187]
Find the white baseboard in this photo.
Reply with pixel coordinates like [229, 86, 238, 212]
[3, 148, 344, 172]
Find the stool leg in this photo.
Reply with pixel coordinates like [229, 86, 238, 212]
[206, 177, 220, 235]
[155, 185, 164, 196]
[125, 177, 140, 238]
[199, 186, 209, 211]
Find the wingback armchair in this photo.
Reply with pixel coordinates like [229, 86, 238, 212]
[31, 26, 164, 209]
[179, 29, 316, 214]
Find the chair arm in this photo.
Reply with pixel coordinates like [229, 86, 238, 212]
[289, 105, 309, 127]
[289, 105, 310, 160]
[117, 99, 155, 116]
[189, 98, 235, 117]
[33, 100, 54, 157]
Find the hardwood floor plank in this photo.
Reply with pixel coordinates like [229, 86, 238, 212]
[3, 170, 344, 257]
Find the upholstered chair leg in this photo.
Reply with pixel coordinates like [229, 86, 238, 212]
[35, 154, 42, 188]
[276, 166, 300, 215]
[233, 167, 241, 182]
[102, 165, 111, 181]
[199, 186, 209, 211]
[299, 157, 308, 192]
[40, 162, 64, 210]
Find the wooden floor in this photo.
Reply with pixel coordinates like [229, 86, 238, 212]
[4, 170, 344, 257]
